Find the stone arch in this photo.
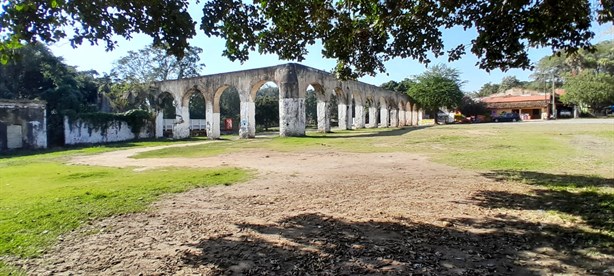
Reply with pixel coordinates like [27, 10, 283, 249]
[388, 98, 400, 127]
[211, 84, 242, 139]
[364, 95, 379, 128]
[250, 79, 278, 102]
[309, 83, 327, 100]
[307, 82, 330, 132]
[213, 85, 232, 113]
[181, 86, 203, 107]
[251, 81, 281, 136]
[180, 87, 207, 136]
[153, 63, 412, 138]
[155, 91, 177, 138]
[334, 87, 347, 104]
[398, 100, 407, 127]
[333, 87, 351, 130]
[156, 91, 178, 120]
[405, 102, 413, 126]
[379, 96, 390, 128]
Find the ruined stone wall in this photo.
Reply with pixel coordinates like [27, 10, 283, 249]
[0, 100, 47, 150]
[154, 63, 412, 139]
[64, 117, 153, 145]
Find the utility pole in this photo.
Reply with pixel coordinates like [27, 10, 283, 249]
[551, 72, 557, 119]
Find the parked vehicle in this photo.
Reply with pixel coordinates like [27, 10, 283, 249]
[493, 113, 521, 122]
[559, 110, 572, 117]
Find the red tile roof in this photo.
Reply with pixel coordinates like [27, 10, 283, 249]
[481, 95, 549, 103]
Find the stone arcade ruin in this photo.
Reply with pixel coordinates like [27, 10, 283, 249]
[154, 63, 419, 139]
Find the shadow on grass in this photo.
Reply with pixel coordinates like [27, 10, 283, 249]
[306, 126, 429, 139]
[182, 213, 612, 275]
[482, 170, 614, 188]
[479, 170, 614, 234]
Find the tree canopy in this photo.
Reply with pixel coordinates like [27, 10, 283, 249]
[104, 43, 205, 112]
[111, 44, 204, 83]
[532, 40, 614, 86]
[2, 1, 612, 78]
[562, 70, 614, 113]
[406, 64, 464, 121]
[532, 40, 614, 114]
[0, 43, 100, 145]
[475, 83, 500, 98]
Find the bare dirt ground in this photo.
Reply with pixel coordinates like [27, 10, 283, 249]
[21, 143, 613, 275]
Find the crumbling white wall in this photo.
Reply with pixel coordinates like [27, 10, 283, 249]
[0, 100, 47, 150]
[64, 117, 153, 145]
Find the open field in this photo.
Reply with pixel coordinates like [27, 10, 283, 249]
[1, 120, 613, 275]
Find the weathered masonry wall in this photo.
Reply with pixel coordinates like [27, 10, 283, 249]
[64, 117, 153, 145]
[0, 100, 47, 150]
[155, 63, 416, 140]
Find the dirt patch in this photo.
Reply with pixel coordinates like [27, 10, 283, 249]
[18, 143, 614, 275]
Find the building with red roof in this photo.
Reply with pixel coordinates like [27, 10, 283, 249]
[479, 88, 570, 120]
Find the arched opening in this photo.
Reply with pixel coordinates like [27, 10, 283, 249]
[215, 86, 241, 136]
[365, 97, 379, 128]
[306, 83, 329, 132]
[187, 91, 206, 136]
[329, 91, 339, 128]
[254, 81, 279, 134]
[158, 92, 175, 137]
[305, 85, 317, 129]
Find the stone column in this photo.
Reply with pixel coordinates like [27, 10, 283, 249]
[206, 100, 220, 139]
[369, 107, 378, 128]
[404, 110, 411, 126]
[317, 99, 330, 132]
[346, 101, 353, 129]
[418, 109, 423, 124]
[155, 111, 164, 138]
[173, 104, 190, 139]
[412, 107, 419, 126]
[390, 109, 399, 127]
[380, 107, 389, 128]
[278, 96, 305, 137]
[277, 65, 305, 137]
[398, 108, 405, 127]
[338, 103, 348, 130]
[239, 101, 256, 139]
[354, 104, 365, 128]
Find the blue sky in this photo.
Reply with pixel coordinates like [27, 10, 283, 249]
[49, 3, 613, 92]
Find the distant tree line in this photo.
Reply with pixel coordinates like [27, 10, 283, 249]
[0, 43, 100, 145]
[380, 64, 482, 122]
[0, 43, 206, 145]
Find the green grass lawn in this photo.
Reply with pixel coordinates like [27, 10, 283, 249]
[0, 140, 248, 274]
